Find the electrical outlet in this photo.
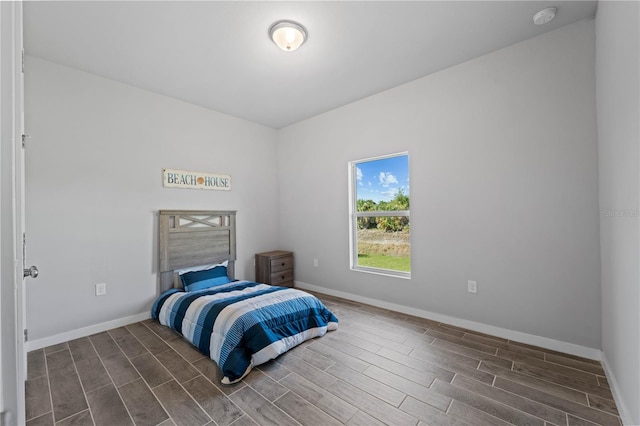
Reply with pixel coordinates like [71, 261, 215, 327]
[313, 258, 318, 268]
[467, 280, 477, 294]
[96, 283, 106, 296]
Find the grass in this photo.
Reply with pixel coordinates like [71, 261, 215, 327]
[357, 253, 411, 272]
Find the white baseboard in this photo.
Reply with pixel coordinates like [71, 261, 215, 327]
[295, 281, 601, 361]
[600, 351, 634, 426]
[25, 312, 151, 352]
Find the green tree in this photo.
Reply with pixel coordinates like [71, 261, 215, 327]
[390, 189, 409, 210]
[356, 199, 377, 229]
[366, 189, 411, 232]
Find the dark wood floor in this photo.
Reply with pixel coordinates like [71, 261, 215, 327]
[25, 292, 621, 426]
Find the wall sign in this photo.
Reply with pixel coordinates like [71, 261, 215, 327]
[163, 168, 231, 191]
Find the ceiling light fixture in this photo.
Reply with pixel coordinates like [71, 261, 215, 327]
[269, 20, 307, 52]
[533, 7, 557, 25]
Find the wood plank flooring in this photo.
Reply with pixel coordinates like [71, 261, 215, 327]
[25, 292, 621, 426]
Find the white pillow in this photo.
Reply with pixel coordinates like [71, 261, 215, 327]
[175, 260, 228, 275]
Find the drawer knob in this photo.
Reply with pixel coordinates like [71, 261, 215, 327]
[281, 276, 285, 279]
[281, 262, 285, 266]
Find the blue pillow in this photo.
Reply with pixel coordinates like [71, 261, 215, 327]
[181, 265, 231, 292]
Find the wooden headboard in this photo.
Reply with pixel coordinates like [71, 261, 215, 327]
[159, 210, 236, 292]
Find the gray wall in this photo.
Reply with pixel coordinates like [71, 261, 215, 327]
[596, 2, 640, 424]
[277, 20, 602, 349]
[25, 57, 279, 340]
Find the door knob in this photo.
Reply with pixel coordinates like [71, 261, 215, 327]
[23, 266, 38, 278]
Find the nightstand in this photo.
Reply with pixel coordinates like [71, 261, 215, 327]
[255, 250, 294, 288]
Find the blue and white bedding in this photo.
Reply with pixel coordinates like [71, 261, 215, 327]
[151, 280, 339, 384]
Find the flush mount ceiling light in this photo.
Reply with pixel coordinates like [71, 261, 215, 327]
[269, 20, 307, 52]
[533, 7, 557, 25]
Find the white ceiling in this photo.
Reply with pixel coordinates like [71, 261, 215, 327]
[24, 1, 597, 129]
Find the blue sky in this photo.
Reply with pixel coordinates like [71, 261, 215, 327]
[356, 155, 410, 203]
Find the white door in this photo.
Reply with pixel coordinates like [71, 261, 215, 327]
[0, 2, 27, 425]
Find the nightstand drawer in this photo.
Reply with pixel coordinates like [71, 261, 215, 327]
[271, 256, 293, 273]
[270, 269, 294, 285]
[255, 250, 295, 288]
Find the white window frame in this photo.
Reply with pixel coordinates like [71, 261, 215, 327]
[348, 152, 411, 279]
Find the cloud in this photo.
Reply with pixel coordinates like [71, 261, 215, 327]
[356, 167, 363, 185]
[379, 172, 398, 187]
[381, 189, 397, 199]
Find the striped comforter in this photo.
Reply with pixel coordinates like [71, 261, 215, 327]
[151, 281, 338, 384]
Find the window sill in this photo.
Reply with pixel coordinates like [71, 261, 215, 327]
[351, 266, 411, 279]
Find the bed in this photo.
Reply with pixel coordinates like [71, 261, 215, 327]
[152, 210, 338, 384]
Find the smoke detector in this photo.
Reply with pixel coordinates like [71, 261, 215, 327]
[533, 7, 557, 25]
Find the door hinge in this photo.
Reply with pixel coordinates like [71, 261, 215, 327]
[24, 329, 28, 342]
[22, 133, 30, 148]
[23, 232, 26, 268]
[21, 48, 25, 73]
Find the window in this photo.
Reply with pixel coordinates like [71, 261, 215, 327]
[349, 152, 410, 278]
